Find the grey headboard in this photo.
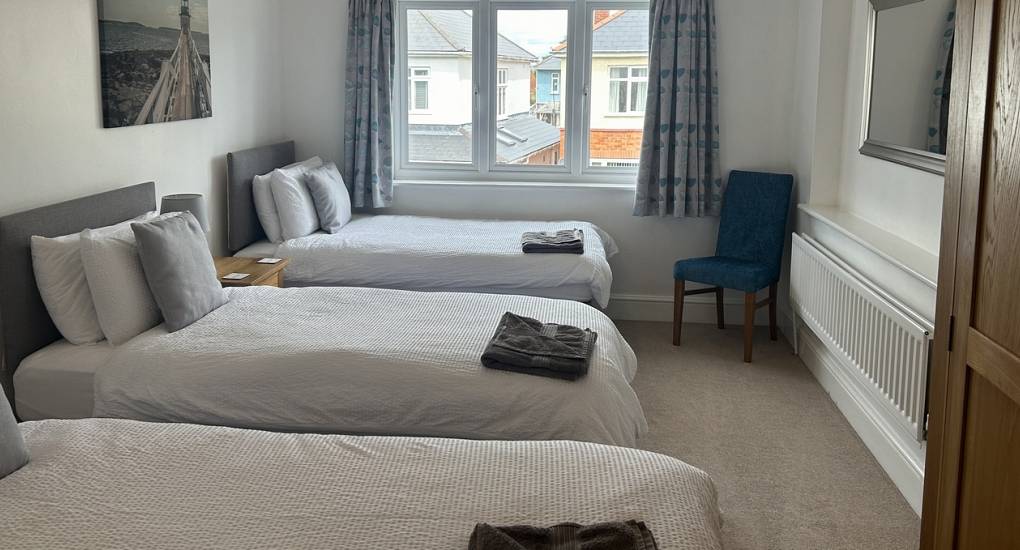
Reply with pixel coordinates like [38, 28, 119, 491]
[0, 182, 156, 405]
[226, 140, 296, 253]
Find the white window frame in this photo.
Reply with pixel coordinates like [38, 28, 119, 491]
[607, 65, 647, 114]
[550, 71, 561, 94]
[395, 0, 649, 184]
[408, 66, 431, 112]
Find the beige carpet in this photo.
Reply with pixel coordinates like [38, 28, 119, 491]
[619, 321, 921, 550]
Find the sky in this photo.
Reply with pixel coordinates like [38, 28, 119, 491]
[100, 0, 209, 33]
[497, 10, 569, 58]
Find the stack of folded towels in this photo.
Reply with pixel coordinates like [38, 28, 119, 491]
[521, 229, 585, 254]
[470, 521, 658, 550]
[481, 312, 597, 381]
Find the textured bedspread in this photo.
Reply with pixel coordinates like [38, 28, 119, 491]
[93, 286, 646, 446]
[276, 215, 617, 307]
[1, 419, 723, 549]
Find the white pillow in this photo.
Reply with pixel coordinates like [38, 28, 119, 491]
[252, 157, 321, 244]
[252, 173, 284, 244]
[80, 218, 170, 346]
[271, 168, 321, 241]
[31, 212, 157, 345]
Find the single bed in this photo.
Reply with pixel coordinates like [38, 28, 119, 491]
[0, 418, 723, 549]
[1, 184, 646, 446]
[227, 141, 617, 306]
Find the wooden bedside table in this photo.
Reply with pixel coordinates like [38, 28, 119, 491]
[213, 257, 290, 288]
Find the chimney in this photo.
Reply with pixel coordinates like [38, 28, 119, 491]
[594, 10, 611, 26]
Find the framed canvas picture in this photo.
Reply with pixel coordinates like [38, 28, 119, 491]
[97, 0, 212, 128]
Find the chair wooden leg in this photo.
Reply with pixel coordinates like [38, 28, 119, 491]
[673, 280, 686, 346]
[743, 292, 755, 363]
[769, 283, 778, 341]
[715, 287, 725, 329]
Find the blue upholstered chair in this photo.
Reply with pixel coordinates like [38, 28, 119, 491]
[673, 170, 794, 362]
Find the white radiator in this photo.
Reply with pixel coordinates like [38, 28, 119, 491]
[791, 233, 933, 442]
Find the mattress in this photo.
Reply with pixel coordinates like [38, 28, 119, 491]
[1, 419, 723, 549]
[13, 340, 112, 420]
[236, 215, 617, 306]
[93, 286, 647, 446]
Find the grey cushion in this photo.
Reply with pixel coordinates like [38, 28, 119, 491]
[131, 213, 227, 332]
[0, 389, 28, 479]
[304, 162, 352, 233]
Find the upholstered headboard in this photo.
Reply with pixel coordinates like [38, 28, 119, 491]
[0, 182, 156, 405]
[226, 140, 296, 253]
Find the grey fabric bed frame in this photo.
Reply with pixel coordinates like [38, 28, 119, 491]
[0, 183, 156, 407]
[226, 140, 296, 254]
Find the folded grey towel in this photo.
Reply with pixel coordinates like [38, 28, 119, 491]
[469, 521, 659, 550]
[521, 229, 584, 254]
[481, 312, 597, 381]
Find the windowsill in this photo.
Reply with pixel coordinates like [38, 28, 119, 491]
[798, 204, 938, 289]
[395, 179, 636, 191]
[604, 112, 644, 118]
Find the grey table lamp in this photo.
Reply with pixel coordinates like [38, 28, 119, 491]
[160, 193, 209, 232]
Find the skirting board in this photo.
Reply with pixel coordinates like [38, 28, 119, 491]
[607, 293, 773, 325]
[790, 322, 925, 516]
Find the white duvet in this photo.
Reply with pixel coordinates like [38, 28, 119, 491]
[93, 286, 647, 446]
[1, 419, 723, 549]
[270, 215, 617, 307]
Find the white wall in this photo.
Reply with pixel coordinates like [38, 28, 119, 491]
[497, 61, 532, 118]
[279, 0, 802, 314]
[278, 0, 348, 168]
[788, 0, 943, 514]
[790, 0, 851, 209]
[408, 56, 472, 125]
[590, 55, 650, 129]
[780, 0, 852, 329]
[0, 0, 940, 310]
[836, 0, 945, 255]
[0, 0, 286, 255]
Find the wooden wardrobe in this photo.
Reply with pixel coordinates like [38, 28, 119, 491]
[921, 0, 1020, 547]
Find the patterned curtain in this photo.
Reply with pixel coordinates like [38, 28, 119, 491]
[926, 9, 956, 155]
[634, 0, 722, 218]
[343, 0, 395, 208]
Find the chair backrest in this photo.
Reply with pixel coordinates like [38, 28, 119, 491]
[715, 170, 794, 282]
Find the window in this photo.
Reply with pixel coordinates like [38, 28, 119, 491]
[402, 9, 473, 165]
[588, 9, 649, 168]
[608, 66, 647, 113]
[493, 9, 568, 166]
[496, 68, 508, 116]
[408, 67, 430, 111]
[397, 2, 649, 180]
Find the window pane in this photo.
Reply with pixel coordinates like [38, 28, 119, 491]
[610, 81, 626, 113]
[589, 9, 649, 167]
[630, 81, 647, 112]
[415, 80, 429, 110]
[495, 9, 568, 166]
[406, 9, 473, 164]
